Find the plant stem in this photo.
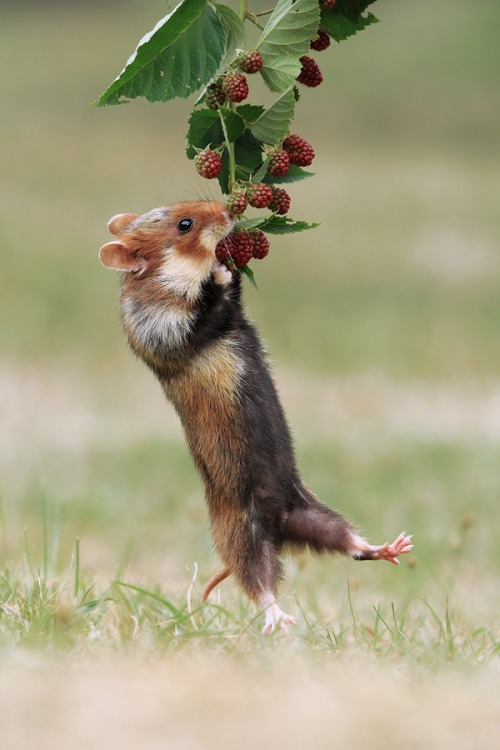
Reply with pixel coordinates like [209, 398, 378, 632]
[218, 109, 235, 192]
[245, 13, 265, 31]
[239, 0, 247, 22]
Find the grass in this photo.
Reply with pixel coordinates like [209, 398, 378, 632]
[0, 0, 499, 746]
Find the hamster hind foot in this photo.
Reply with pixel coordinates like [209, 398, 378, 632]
[261, 593, 298, 636]
[351, 531, 414, 566]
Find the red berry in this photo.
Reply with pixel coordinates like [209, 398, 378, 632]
[205, 81, 226, 110]
[268, 150, 290, 177]
[237, 51, 263, 75]
[221, 73, 249, 103]
[296, 55, 323, 87]
[215, 234, 234, 263]
[322, 0, 336, 9]
[194, 148, 223, 179]
[228, 231, 254, 267]
[226, 192, 247, 216]
[282, 134, 315, 167]
[246, 183, 273, 209]
[249, 230, 270, 260]
[310, 30, 331, 52]
[269, 187, 291, 215]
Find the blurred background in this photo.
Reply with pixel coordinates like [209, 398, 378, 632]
[1, 0, 499, 627]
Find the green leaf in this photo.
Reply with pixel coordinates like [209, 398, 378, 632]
[250, 87, 295, 145]
[186, 109, 221, 158]
[186, 108, 245, 158]
[262, 165, 315, 185]
[214, 4, 246, 70]
[320, 0, 379, 42]
[260, 215, 320, 235]
[257, 0, 321, 92]
[95, 0, 225, 106]
[241, 265, 258, 289]
[237, 104, 266, 124]
[237, 215, 319, 235]
[234, 130, 265, 173]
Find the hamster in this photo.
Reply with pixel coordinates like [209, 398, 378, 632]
[99, 200, 413, 634]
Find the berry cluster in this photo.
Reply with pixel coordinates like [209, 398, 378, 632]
[192, 28, 333, 272]
[216, 229, 270, 268]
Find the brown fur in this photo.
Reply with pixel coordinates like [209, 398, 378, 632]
[99, 200, 413, 630]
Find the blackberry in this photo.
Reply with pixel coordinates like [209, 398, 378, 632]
[246, 183, 273, 209]
[204, 81, 226, 110]
[268, 149, 290, 177]
[221, 73, 249, 103]
[296, 56, 323, 87]
[226, 191, 247, 216]
[215, 235, 234, 263]
[310, 30, 331, 52]
[282, 134, 315, 167]
[249, 230, 270, 260]
[229, 231, 254, 267]
[269, 187, 291, 215]
[194, 148, 223, 179]
[237, 51, 264, 75]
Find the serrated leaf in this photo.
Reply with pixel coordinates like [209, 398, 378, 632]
[262, 165, 315, 185]
[257, 0, 320, 92]
[260, 216, 320, 235]
[236, 104, 266, 124]
[234, 130, 264, 172]
[241, 265, 258, 288]
[186, 109, 221, 158]
[251, 158, 270, 184]
[95, 0, 225, 106]
[320, 1, 379, 42]
[214, 4, 246, 70]
[235, 217, 267, 232]
[250, 87, 295, 145]
[186, 108, 245, 158]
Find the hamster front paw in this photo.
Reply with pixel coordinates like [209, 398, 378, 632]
[213, 262, 233, 287]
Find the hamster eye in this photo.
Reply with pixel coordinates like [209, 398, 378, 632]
[178, 218, 194, 233]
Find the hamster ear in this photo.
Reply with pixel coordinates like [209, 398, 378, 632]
[99, 241, 147, 274]
[107, 213, 139, 236]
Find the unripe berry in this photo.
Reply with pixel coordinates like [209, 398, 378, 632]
[226, 191, 247, 216]
[205, 81, 226, 110]
[268, 149, 290, 177]
[322, 0, 336, 9]
[282, 134, 315, 167]
[221, 73, 249, 103]
[296, 55, 323, 87]
[249, 230, 270, 260]
[269, 187, 291, 215]
[246, 183, 273, 209]
[194, 148, 223, 179]
[237, 51, 264, 74]
[310, 30, 331, 52]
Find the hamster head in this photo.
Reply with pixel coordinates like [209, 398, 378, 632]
[99, 200, 233, 302]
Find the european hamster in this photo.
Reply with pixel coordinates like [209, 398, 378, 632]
[99, 200, 413, 634]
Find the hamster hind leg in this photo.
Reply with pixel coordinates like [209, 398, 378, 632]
[283, 494, 413, 565]
[211, 505, 297, 635]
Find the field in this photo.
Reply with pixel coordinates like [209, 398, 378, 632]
[1, 0, 499, 746]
